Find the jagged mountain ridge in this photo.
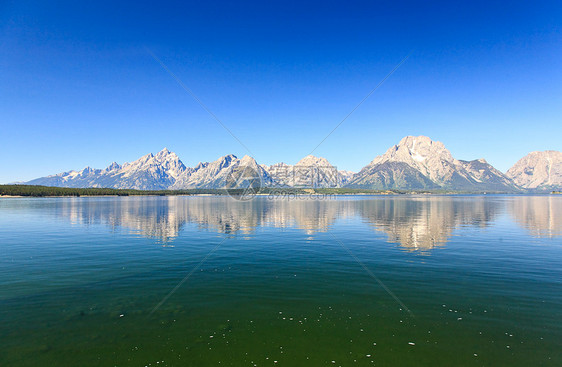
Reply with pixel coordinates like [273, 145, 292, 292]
[26, 148, 188, 190]
[26, 149, 340, 190]
[170, 154, 274, 189]
[23, 137, 561, 191]
[267, 155, 353, 187]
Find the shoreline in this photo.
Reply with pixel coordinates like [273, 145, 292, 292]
[2, 193, 559, 199]
[1, 184, 558, 198]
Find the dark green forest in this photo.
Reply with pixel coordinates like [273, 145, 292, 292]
[0, 185, 402, 197]
[0, 185, 227, 197]
[2, 185, 548, 197]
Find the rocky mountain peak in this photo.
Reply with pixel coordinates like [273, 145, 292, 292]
[194, 162, 209, 171]
[506, 150, 562, 189]
[350, 135, 519, 191]
[368, 136, 455, 184]
[154, 147, 182, 162]
[398, 135, 436, 147]
[394, 135, 451, 163]
[296, 155, 333, 167]
[23, 136, 559, 192]
[215, 154, 237, 170]
[240, 155, 259, 166]
[155, 147, 172, 159]
[105, 162, 122, 172]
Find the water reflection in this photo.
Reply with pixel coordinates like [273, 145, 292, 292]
[50, 195, 561, 251]
[509, 196, 562, 238]
[357, 197, 500, 251]
[53, 197, 354, 240]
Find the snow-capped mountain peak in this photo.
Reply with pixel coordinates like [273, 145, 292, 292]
[349, 135, 518, 191]
[22, 138, 560, 192]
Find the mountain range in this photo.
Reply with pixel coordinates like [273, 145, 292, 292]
[24, 136, 562, 192]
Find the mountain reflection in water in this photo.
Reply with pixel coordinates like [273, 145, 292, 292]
[48, 195, 561, 251]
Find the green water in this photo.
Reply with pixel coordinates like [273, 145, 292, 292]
[1, 196, 561, 366]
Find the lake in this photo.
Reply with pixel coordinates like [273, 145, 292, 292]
[1, 195, 561, 366]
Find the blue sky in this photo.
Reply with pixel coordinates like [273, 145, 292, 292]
[1, 0, 561, 183]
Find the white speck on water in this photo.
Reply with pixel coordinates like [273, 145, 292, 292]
[408, 342, 415, 346]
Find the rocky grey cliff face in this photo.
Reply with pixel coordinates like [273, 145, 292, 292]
[347, 161, 439, 190]
[348, 136, 518, 191]
[506, 151, 562, 190]
[458, 158, 518, 191]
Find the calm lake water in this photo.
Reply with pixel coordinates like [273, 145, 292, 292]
[1, 195, 561, 366]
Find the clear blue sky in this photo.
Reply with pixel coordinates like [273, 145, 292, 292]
[1, 0, 561, 183]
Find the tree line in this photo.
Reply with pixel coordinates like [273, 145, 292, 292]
[0, 185, 228, 197]
[1, 184, 482, 197]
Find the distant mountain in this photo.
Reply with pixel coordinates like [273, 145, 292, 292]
[459, 158, 517, 191]
[27, 148, 187, 190]
[268, 155, 352, 188]
[346, 161, 438, 190]
[338, 170, 355, 186]
[347, 136, 519, 191]
[506, 151, 562, 191]
[22, 137, 561, 192]
[171, 154, 273, 189]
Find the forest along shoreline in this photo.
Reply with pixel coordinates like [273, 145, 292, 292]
[0, 184, 559, 198]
